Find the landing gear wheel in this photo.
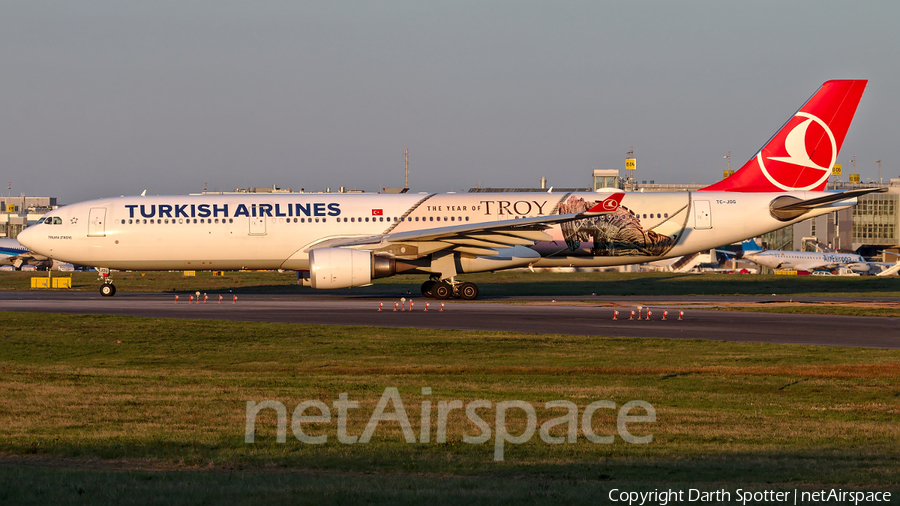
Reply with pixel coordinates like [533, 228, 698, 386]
[421, 280, 437, 298]
[433, 281, 453, 300]
[459, 282, 479, 300]
[100, 284, 116, 297]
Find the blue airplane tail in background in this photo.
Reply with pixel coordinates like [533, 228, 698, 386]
[741, 238, 763, 252]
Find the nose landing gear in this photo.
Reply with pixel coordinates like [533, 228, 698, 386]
[97, 268, 116, 297]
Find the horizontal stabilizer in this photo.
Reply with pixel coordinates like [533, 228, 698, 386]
[769, 188, 886, 221]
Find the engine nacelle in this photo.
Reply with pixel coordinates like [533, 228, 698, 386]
[848, 262, 871, 272]
[309, 248, 396, 289]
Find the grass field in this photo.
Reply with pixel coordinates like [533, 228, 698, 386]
[1, 312, 898, 504]
[2, 269, 900, 298]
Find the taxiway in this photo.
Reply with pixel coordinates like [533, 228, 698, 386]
[1, 292, 897, 348]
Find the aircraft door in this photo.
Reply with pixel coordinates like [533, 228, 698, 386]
[693, 200, 712, 230]
[249, 216, 266, 235]
[88, 208, 106, 237]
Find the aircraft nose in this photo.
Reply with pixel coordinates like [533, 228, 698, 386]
[16, 226, 39, 252]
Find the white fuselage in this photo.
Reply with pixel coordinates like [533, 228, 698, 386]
[17, 190, 854, 274]
[744, 250, 867, 272]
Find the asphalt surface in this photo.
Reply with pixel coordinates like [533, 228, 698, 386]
[2, 291, 898, 348]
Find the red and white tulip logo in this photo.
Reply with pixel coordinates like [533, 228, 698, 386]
[758, 112, 837, 191]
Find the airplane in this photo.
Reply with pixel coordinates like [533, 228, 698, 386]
[0, 238, 52, 270]
[737, 238, 885, 274]
[17, 80, 885, 299]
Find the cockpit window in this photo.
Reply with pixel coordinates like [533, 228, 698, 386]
[37, 217, 46, 224]
[52, 217, 62, 225]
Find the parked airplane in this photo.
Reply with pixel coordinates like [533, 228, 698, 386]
[738, 239, 881, 273]
[0, 239, 52, 270]
[17, 80, 884, 298]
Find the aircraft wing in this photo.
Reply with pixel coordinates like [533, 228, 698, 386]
[792, 261, 831, 271]
[303, 192, 625, 257]
[0, 251, 51, 268]
[0, 240, 51, 269]
[714, 249, 741, 259]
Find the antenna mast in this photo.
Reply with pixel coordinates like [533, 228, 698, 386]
[405, 148, 409, 188]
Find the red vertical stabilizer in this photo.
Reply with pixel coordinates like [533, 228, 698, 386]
[700, 80, 867, 192]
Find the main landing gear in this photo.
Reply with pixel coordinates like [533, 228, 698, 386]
[420, 277, 479, 300]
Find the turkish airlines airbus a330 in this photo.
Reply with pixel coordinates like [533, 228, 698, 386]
[18, 80, 883, 299]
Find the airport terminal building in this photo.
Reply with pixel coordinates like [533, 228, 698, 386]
[1, 196, 58, 240]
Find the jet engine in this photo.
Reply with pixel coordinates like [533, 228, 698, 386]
[309, 248, 396, 289]
[848, 262, 871, 272]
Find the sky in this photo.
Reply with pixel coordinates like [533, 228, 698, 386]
[2, 1, 899, 204]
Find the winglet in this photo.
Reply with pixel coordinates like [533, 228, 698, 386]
[584, 192, 625, 214]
